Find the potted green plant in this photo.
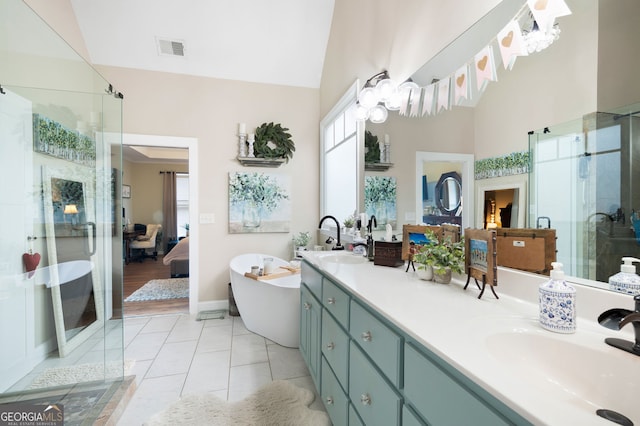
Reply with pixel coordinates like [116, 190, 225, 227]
[431, 234, 465, 284]
[413, 229, 465, 284]
[293, 231, 311, 257]
[412, 229, 439, 281]
[343, 214, 355, 230]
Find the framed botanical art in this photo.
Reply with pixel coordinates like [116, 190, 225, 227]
[228, 171, 291, 233]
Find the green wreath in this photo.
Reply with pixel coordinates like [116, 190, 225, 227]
[365, 130, 381, 163]
[252, 122, 295, 162]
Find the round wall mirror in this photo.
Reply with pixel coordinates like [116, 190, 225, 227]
[435, 172, 462, 215]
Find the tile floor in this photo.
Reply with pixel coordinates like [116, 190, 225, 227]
[117, 313, 324, 425]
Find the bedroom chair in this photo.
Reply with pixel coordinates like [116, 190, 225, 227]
[129, 223, 162, 262]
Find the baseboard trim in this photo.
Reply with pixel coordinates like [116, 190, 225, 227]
[197, 299, 229, 313]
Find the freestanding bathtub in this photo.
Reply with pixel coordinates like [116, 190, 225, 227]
[229, 253, 301, 348]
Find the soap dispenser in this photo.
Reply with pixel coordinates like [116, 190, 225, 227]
[609, 257, 640, 295]
[539, 262, 576, 333]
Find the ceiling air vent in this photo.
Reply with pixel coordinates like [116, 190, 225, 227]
[156, 37, 185, 57]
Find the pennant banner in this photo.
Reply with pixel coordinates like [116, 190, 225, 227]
[474, 45, 497, 92]
[437, 78, 451, 112]
[497, 20, 528, 70]
[528, 0, 571, 32]
[421, 84, 436, 116]
[454, 64, 470, 105]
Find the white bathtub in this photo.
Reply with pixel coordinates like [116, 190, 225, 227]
[229, 253, 300, 348]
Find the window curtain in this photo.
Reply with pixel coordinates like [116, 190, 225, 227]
[162, 171, 177, 253]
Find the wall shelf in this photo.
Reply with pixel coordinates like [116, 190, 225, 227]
[237, 157, 286, 168]
[365, 162, 393, 171]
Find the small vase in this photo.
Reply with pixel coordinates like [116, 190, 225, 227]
[416, 265, 433, 281]
[433, 267, 452, 284]
[242, 200, 261, 228]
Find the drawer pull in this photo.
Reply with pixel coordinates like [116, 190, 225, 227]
[304, 302, 311, 310]
[326, 342, 335, 350]
[326, 396, 334, 405]
[361, 331, 372, 342]
[360, 393, 371, 405]
[327, 297, 336, 305]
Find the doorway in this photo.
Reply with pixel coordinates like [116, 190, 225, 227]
[121, 134, 199, 316]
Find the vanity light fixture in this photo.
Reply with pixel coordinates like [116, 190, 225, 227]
[357, 71, 417, 123]
[521, 18, 561, 54]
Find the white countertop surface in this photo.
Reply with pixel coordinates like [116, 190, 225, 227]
[302, 251, 640, 426]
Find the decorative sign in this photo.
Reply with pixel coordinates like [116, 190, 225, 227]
[464, 228, 498, 300]
[454, 64, 470, 105]
[474, 45, 497, 92]
[497, 20, 528, 70]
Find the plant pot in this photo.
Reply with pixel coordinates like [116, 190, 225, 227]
[416, 264, 433, 281]
[433, 267, 452, 284]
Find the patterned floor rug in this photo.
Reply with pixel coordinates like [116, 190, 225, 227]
[144, 380, 330, 426]
[125, 278, 189, 302]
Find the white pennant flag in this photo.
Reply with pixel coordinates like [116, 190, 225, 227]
[454, 64, 470, 105]
[421, 84, 436, 116]
[409, 88, 422, 117]
[437, 77, 451, 112]
[474, 45, 497, 92]
[497, 20, 528, 70]
[528, 0, 571, 32]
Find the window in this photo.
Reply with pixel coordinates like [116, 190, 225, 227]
[176, 173, 189, 238]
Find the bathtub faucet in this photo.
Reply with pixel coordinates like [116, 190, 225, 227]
[318, 215, 344, 250]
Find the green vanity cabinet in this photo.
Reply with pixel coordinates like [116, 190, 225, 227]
[321, 309, 350, 387]
[300, 283, 322, 386]
[300, 260, 529, 426]
[350, 300, 402, 387]
[349, 340, 402, 425]
[321, 357, 349, 426]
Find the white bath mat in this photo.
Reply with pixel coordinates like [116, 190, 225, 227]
[125, 278, 188, 302]
[28, 360, 135, 389]
[144, 380, 330, 426]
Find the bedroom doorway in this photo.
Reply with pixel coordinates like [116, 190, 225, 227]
[121, 134, 199, 317]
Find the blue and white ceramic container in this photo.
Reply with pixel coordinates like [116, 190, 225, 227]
[539, 262, 576, 334]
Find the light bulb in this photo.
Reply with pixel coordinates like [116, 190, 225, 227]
[375, 78, 397, 102]
[358, 87, 378, 109]
[369, 105, 388, 123]
[384, 91, 402, 111]
[355, 103, 370, 121]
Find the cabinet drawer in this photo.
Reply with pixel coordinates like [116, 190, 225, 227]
[349, 404, 364, 426]
[322, 278, 350, 326]
[322, 310, 349, 388]
[402, 405, 426, 426]
[404, 343, 510, 426]
[321, 357, 349, 426]
[349, 341, 401, 426]
[302, 261, 323, 299]
[349, 300, 401, 386]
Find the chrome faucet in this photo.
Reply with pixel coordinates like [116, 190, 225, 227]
[598, 294, 640, 356]
[318, 215, 344, 250]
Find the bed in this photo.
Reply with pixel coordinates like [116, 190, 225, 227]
[163, 237, 189, 277]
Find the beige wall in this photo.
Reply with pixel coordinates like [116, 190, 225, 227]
[123, 160, 189, 229]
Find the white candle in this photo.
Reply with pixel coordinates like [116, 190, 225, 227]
[384, 134, 390, 145]
[238, 122, 246, 134]
[248, 133, 255, 142]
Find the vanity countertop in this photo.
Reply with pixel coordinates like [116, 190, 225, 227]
[301, 251, 639, 426]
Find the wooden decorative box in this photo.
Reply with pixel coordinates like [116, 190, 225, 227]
[373, 241, 404, 267]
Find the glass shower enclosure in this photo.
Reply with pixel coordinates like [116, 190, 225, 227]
[528, 105, 640, 283]
[0, 0, 125, 423]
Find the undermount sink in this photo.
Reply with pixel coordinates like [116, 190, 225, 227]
[485, 327, 640, 423]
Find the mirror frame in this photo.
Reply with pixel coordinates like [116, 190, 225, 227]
[415, 152, 474, 231]
[42, 166, 104, 357]
[435, 171, 462, 215]
[475, 174, 528, 229]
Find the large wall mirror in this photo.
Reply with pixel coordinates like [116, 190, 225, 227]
[43, 166, 104, 357]
[415, 152, 474, 231]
